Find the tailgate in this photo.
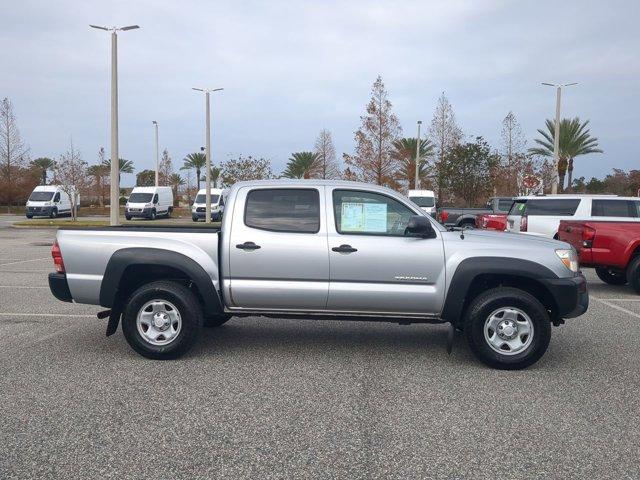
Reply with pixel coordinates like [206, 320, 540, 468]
[558, 221, 592, 263]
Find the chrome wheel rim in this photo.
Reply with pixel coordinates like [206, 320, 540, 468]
[483, 307, 534, 356]
[136, 299, 182, 346]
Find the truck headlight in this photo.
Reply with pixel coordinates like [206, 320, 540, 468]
[556, 249, 579, 273]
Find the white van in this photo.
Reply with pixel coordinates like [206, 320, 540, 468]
[125, 186, 174, 220]
[191, 188, 225, 222]
[25, 185, 75, 219]
[408, 189, 436, 216]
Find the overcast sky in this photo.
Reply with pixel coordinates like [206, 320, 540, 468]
[2, 0, 638, 186]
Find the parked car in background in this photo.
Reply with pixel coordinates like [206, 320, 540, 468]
[439, 197, 513, 228]
[25, 185, 75, 219]
[191, 188, 225, 222]
[48, 179, 588, 370]
[507, 195, 636, 238]
[125, 186, 173, 220]
[558, 201, 640, 291]
[408, 189, 437, 217]
[475, 213, 508, 231]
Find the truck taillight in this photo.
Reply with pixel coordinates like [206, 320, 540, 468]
[440, 210, 449, 223]
[521, 216, 528, 232]
[51, 240, 65, 273]
[582, 226, 596, 248]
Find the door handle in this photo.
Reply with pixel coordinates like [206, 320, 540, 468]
[236, 241, 261, 251]
[332, 244, 357, 253]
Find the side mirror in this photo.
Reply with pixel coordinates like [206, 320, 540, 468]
[405, 215, 436, 238]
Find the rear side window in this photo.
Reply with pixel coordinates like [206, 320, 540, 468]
[245, 188, 320, 233]
[524, 199, 581, 216]
[591, 199, 639, 218]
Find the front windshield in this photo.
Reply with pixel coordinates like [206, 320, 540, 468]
[28, 192, 54, 201]
[410, 196, 435, 208]
[195, 194, 220, 204]
[128, 193, 154, 203]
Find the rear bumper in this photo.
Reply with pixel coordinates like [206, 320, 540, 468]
[541, 273, 589, 319]
[48, 273, 73, 303]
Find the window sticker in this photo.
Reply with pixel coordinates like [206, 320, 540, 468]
[341, 202, 365, 231]
[363, 203, 387, 232]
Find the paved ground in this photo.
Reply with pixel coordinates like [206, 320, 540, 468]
[0, 222, 639, 479]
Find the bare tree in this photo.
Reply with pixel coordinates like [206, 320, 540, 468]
[0, 98, 29, 212]
[220, 155, 274, 186]
[54, 139, 89, 220]
[314, 129, 340, 179]
[159, 148, 173, 185]
[428, 93, 462, 202]
[344, 76, 402, 187]
[500, 111, 528, 195]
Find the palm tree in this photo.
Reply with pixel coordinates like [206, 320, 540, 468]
[529, 118, 603, 192]
[282, 152, 320, 179]
[87, 163, 110, 207]
[31, 157, 55, 185]
[391, 138, 434, 189]
[181, 152, 207, 190]
[168, 173, 185, 205]
[101, 157, 134, 183]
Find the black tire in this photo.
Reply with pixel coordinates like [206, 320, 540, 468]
[203, 314, 232, 328]
[464, 287, 551, 370]
[167, 207, 172, 218]
[125, 215, 132, 221]
[595, 266, 627, 285]
[626, 256, 640, 294]
[192, 216, 199, 222]
[26, 215, 33, 219]
[460, 219, 475, 229]
[149, 210, 156, 220]
[121, 281, 203, 360]
[49, 208, 58, 219]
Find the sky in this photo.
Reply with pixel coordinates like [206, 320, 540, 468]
[1, 0, 638, 187]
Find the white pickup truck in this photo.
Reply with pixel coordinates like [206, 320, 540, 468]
[48, 180, 588, 369]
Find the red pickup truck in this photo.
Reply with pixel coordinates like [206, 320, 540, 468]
[557, 220, 640, 292]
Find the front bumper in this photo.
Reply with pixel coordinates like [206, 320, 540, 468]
[192, 210, 222, 221]
[126, 207, 153, 218]
[541, 273, 589, 319]
[48, 273, 72, 303]
[26, 206, 53, 216]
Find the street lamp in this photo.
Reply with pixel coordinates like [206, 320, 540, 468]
[152, 121, 159, 186]
[90, 24, 140, 226]
[414, 120, 422, 190]
[192, 87, 223, 224]
[541, 82, 577, 194]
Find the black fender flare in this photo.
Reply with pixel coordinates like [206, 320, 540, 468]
[441, 257, 558, 324]
[99, 247, 223, 315]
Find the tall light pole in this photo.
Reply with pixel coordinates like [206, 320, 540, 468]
[192, 87, 223, 224]
[90, 24, 140, 226]
[152, 121, 159, 186]
[542, 82, 577, 194]
[414, 120, 422, 190]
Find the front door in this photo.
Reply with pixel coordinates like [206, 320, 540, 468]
[228, 186, 329, 310]
[326, 188, 445, 315]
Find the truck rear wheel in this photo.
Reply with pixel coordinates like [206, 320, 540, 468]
[464, 287, 551, 370]
[121, 281, 203, 359]
[626, 256, 640, 294]
[595, 267, 627, 285]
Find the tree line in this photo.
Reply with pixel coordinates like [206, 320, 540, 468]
[0, 79, 611, 214]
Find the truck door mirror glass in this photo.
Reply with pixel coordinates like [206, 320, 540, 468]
[405, 215, 436, 238]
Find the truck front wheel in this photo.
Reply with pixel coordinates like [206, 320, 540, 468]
[464, 287, 551, 370]
[626, 256, 640, 294]
[121, 281, 203, 359]
[595, 267, 627, 285]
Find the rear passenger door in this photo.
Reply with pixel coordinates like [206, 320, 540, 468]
[227, 186, 329, 310]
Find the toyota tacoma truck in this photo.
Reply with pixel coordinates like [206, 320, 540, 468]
[558, 219, 640, 292]
[48, 180, 588, 369]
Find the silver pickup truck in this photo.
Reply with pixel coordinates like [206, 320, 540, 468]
[48, 180, 588, 369]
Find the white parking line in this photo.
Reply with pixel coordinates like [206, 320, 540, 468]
[0, 257, 50, 266]
[598, 298, 640, 302]
[591, 297, 640, 319]
[0, 285, 48, 289]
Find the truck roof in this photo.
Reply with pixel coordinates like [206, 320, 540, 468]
[130, 186, 173, 193]
[231, 179, 403, 196]
[408, 189, 435, 196]
[32, 185, 61, 192]
[513, 194, 620, 200]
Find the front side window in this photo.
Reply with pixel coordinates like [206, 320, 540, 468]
[333, 190, 416, 236]
[592, 199, 638, 218]
[53, 192, 61, 202]
[508, 200, 527, 216]
[497, 199, 513, 212]
[525, 199, 581, 216]
[245, 188, 320, 233]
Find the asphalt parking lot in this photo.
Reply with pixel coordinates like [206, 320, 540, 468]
[0, 218, 639, 479]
